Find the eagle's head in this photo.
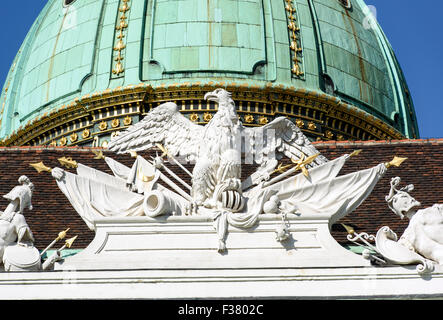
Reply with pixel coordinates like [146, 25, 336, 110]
[204, 88, 233, 105]
[204, 88, 239, 128]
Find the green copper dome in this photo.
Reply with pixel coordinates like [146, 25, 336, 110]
[0, 0, 419, 147]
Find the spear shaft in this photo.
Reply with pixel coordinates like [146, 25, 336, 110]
[147, 160, 193, 202]
[158, 162, 192, 191]
[156, 144, 193, 178]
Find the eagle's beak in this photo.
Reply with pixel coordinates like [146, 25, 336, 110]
[204, 91, 218, 102]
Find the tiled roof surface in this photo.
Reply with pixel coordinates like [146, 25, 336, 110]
[0, 139, 441, 250]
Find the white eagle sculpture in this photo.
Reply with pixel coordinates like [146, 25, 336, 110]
[107, 88, 327, 209]
[48, 89, 392, 252]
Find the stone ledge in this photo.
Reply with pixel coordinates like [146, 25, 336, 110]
[0, 266, 442, 299]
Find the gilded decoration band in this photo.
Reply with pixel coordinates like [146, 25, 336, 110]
[0, 83, 405, 147]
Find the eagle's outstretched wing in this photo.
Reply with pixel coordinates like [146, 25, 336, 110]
[108, 102, 204, 161]
[242, 117, 328, 167]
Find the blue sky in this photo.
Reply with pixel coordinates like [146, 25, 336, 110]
[1, 0, 442, 138]
[370, 0, 443, 139]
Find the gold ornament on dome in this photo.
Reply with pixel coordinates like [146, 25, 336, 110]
[325, 130, 334, 139]
[203, 112, 213, 122]
[111, 118, 120, 128]
[123, 115, 132, 126]
[295, 119, 304, 128]
[70, 133, 78, 143]
[99, 121, 108, 131]
[112, 0, 130, 77]
[244, 114, 254, 124]
[114, 40, 126, 52]
[285, 0, 303, 78]
[337, 134, 345, 141]
[49, 140, 57, 147]
[190, 113, 199, 122]
[82, 129, 90, 139]
[291, 62, 304, 77]
[290, 41, 302, 53]
[308, 121, 317, 130]
[60, 137, 67, 146]
[258, 116, 269, 125]
[101, 140, 109, 148]
[112, 55, 124, 76]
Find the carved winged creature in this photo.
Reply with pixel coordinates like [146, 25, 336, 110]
[108, 88, 327, 207]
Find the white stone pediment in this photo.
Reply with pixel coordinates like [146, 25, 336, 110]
[55, 214, 368, 271]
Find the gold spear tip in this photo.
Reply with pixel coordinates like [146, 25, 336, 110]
[57, 228, 70, 241]
[350, 149, 363, 157]
[129, 150, 138, 158]
[58, 157, 78, 169]
[30, 162, 52, 173]
[65, 236, 78, 249]
[386, 156, 408, 169]
[92, 150, 105, 160]
[304, 153, 320, 165]
[341, 224, 355, 235]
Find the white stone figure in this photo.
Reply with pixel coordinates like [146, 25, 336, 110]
[385, 177, 421, 220]
[107, 88, 327, 211]
[0, 176, 77, 272]
[3, 175, 34, 216]
[0, 176, 41, 271]
[380, 177, 443, 265]
[0, 176, 35, 257]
